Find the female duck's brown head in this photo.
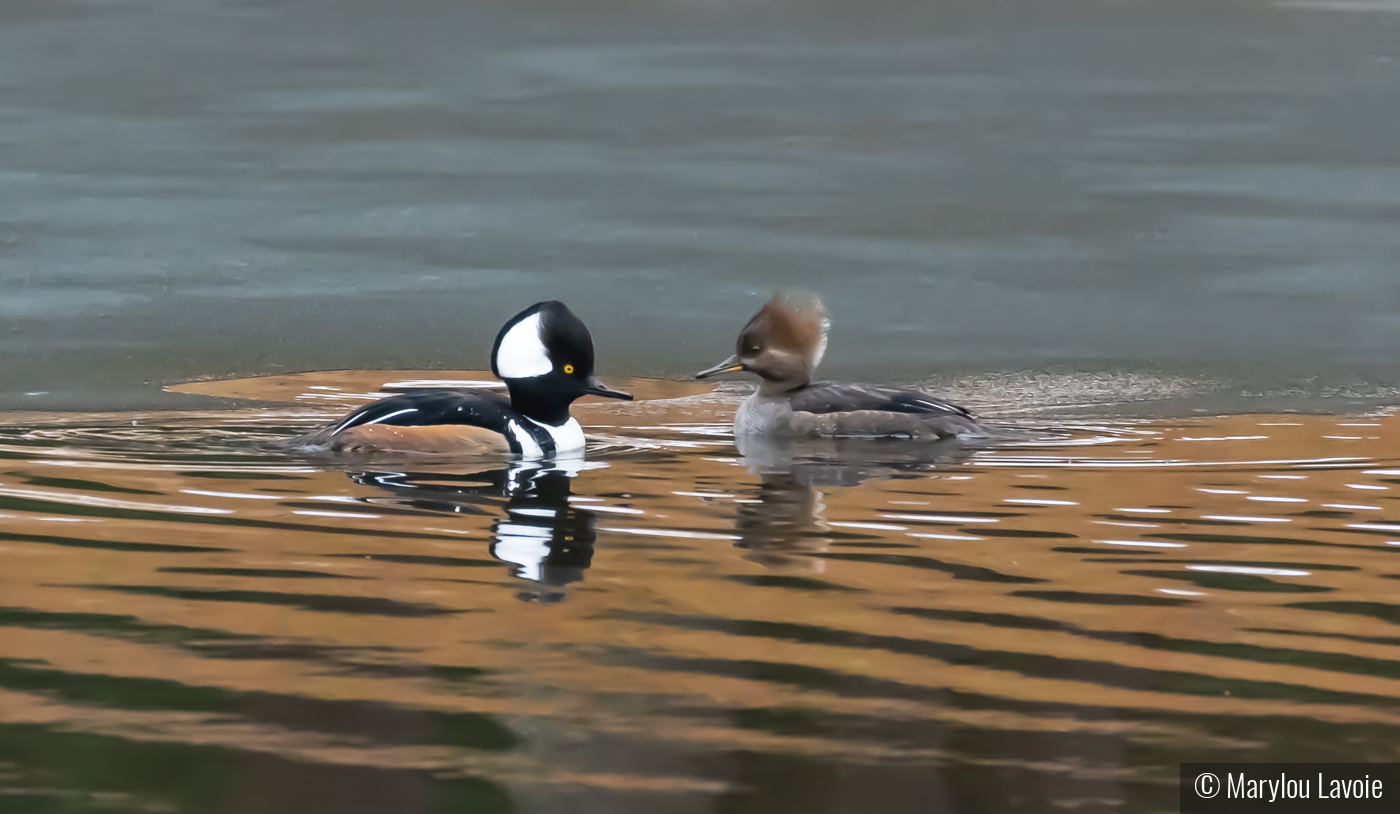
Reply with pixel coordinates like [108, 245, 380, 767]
[696, 290, 830, 395]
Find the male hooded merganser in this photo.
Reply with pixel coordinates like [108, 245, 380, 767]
[695, 291, 986, 441]
[298, 301, 632, 456]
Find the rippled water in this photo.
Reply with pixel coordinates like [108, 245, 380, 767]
[1, 372, 1398, 812]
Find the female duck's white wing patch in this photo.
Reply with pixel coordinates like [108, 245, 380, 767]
[494, 311, 553, 379]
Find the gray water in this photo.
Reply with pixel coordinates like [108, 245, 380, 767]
[4, 0, 1400, 410]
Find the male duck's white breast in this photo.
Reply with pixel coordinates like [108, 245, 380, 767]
[528, 416, 586, 455]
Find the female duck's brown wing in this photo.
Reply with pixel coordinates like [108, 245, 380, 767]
[785, 382, 983, 439]
[788, 383, 975, 418]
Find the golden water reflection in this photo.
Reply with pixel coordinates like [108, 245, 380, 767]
[0, 370, 1398, 812]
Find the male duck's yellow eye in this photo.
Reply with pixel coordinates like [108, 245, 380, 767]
[563, 364, 574, 375]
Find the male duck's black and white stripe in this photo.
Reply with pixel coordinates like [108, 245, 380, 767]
[316, 389, 569, 456]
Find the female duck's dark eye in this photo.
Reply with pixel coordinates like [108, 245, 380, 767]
[562, 363, 575, 375]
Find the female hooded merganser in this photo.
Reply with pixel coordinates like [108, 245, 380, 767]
[695, 291, 986, 441]
[298, 301, 632, 456]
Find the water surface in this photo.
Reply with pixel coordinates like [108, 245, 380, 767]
[1, 372, 1399, 812]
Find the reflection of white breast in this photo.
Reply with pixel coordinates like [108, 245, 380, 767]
[494, 523, 552, 582]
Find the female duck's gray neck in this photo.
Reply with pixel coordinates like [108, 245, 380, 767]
[757, 377, 808, 398]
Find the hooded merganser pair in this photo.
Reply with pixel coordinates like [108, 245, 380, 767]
[306, 291, 981, 457]
[299, 301, 632, 456]
[696, 291, 986, 441]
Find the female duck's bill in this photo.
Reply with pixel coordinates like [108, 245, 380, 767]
[296, 300, 632, 457]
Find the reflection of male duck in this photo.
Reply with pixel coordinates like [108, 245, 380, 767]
[490, 463, 595, 590]
[352, 461, 597, 597]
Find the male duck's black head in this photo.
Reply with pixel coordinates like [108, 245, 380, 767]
[491, 301, 632, 425]
[695, 290, 830, 395]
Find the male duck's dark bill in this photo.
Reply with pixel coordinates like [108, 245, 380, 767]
[583, 378, 634, 400]
[695, 355, 744, 380]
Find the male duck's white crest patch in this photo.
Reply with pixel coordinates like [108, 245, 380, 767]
[495, 311, 552, 379]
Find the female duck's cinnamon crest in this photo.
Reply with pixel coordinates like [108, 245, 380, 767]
[696, 290, 986, 442]
[695, 290, 830, 396]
